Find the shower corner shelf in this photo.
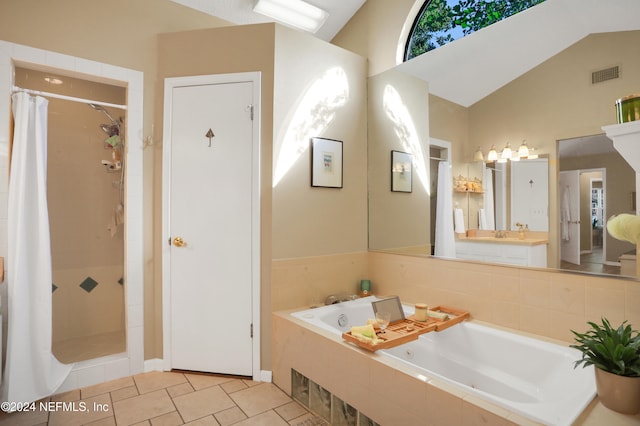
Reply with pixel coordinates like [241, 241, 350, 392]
[341, 306, 470, 351]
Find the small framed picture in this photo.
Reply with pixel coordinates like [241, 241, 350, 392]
[391, 150, 412, 193]
[311, 137, 343, 188]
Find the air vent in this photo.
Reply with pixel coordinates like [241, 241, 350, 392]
[592, 66, 619, 84]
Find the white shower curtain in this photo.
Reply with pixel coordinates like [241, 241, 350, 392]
[2, 93, 72, 405]
[434, 161, 456, 258]
[483, 167, 495, 230]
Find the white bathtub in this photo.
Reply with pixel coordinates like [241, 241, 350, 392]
[290, 296, 596, 426]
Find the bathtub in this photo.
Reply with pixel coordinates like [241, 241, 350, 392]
[290, 296, 596, 426]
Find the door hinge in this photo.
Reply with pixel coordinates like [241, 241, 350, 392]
[249, 104, 254, 121]
[250, 323, 253, 338]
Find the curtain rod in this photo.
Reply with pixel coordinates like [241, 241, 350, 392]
[12, 86, 127, 110]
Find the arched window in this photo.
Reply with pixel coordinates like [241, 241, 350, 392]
[404, 0, 545, 61]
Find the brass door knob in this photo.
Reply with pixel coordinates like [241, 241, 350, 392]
[172, 237, 187, 247]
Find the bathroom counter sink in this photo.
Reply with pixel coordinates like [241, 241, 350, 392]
[457, 236, 548, 246]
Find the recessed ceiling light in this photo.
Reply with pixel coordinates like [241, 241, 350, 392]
[44, 77, 63, 85]
[253, 0, 329, 33]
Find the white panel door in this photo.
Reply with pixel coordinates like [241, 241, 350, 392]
[168, 80, 254, 376]
[510, 159, 549, 231]
[560, 170, 581, 266]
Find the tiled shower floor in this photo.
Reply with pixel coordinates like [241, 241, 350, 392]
[53, 331, 126, 364]
[0, 371, 326, 426]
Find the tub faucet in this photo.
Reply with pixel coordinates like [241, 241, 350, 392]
[495, 230, 507, 238]
[324, 295, 339, 305]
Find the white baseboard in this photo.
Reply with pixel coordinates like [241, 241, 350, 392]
[144, 358, 165, 372]
[259, 370, 272, 382]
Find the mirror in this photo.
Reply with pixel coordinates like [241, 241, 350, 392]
[367, 29, 639, 278]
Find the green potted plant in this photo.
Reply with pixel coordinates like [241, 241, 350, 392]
[571, 318, 640, 414]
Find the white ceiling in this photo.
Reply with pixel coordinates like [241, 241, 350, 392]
[169, 0, 366, 41]
[173, 0, 640, 108]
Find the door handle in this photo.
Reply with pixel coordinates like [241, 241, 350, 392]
[172, 237, 187, 247]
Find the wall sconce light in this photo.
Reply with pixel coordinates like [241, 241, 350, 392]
[473, 146, 484, 162]
[518, 140, 529, 158]
[501, 142, 512, 160]
[253, 0, 329, 33]
[487, 145, 498, 162]
[479, 141, 540, 162]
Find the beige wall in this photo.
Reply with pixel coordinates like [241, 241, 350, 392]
[272, 26, 368, 259]
[332, 0, 420, 76]
[368, 68, 430, 250]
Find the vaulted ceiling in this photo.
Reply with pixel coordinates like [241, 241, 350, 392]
[173, 0, 640, 107]
[169, 0, 366, 42]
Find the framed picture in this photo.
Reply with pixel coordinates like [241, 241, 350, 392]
[311, 137, 343, 188]
[391, 150, 412, 193]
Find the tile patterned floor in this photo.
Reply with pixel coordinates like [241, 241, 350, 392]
[0, 371, 328, 426]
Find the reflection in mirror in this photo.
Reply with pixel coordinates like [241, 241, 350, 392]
[367, 68, 430, 255]
[559, 134, 636, 276]
[367, 26, 639, 279]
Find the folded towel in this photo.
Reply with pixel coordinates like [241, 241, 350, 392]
[454, 208, 466, 234]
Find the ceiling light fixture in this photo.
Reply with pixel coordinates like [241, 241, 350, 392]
[253, 0, 329, 33]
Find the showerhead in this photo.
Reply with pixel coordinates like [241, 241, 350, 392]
[88, 103, 117, 123]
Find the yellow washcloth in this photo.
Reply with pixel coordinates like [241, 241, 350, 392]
[606, 214, 640, 244]
[350, 324, 380, 344]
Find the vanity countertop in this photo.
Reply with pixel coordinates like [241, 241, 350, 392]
[457, 235, 549, 246]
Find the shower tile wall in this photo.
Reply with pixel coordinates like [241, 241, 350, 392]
[14, 68, 127, 356]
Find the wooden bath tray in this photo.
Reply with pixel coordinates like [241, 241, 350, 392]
[342, 305, 469, 351]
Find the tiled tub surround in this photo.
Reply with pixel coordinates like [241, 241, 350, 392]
[271, 252, 640, 424]
[284, 298, 596, 425]
[273, 309, 536, 425]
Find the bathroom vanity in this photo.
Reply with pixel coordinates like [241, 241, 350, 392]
[455, 232, 548, 267]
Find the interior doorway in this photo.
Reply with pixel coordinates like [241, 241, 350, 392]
[162, 73, 261, 380]
[558, 133, 628, 275]
[1, 40, 144, 392]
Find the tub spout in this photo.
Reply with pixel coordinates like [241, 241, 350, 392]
[324, 295, 339, 305]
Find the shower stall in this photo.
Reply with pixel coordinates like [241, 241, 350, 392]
[14, 68, 127, 363]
